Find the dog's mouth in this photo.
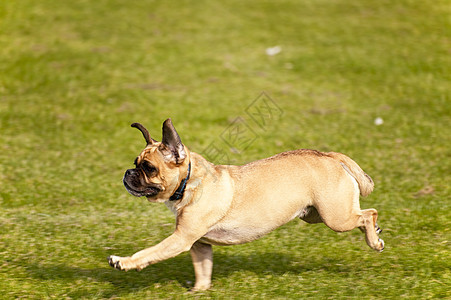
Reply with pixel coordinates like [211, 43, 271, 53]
[123, 179, 161, 198]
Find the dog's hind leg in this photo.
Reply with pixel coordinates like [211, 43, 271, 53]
[317, 200, 384, 252]
[190, 241, 213, 291]
[313, 173, 384, 252]
[359, 221, 382, 234]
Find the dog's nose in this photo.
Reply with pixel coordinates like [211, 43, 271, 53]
[125, 169, 135, 177]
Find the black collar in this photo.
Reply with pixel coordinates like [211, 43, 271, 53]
[169, 162, 191, 201]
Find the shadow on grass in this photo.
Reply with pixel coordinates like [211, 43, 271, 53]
[22, 251, 355, 297]
[23, 255, 192, 298]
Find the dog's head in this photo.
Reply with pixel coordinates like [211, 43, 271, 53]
[123, 118, 190, 203]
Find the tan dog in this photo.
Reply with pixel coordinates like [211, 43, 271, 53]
[108, 119, 384, 290]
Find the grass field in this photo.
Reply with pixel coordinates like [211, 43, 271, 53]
[1, 0, 450, 298]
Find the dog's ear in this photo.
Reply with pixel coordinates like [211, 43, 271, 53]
[159, 118, 186, 164]
[131, 123, 157, 146]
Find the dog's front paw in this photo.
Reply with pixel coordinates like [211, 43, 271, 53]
[377, 238, 385, 252]
[108, 255, 135, 271]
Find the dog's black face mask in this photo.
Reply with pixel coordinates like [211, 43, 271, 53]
[123, 159, 162, 198]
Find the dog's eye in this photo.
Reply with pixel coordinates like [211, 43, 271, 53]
[142, 161, 158, 176]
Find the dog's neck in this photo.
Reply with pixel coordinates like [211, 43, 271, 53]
[169, 162, 191, 201]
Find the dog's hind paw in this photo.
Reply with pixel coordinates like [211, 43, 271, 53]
[378, 238, 385, 252]
[375, 224, 383, 234]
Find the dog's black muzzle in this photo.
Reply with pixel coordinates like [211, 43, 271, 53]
[123, 169, 161, 197]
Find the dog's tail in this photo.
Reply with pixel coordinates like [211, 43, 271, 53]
[328, 152, 374, 197]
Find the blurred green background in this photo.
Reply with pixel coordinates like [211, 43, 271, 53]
[0, 0, 449, 298]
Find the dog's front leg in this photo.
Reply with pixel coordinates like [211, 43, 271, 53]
[108, 230, 194, 271]
[190, 241, 213, 291]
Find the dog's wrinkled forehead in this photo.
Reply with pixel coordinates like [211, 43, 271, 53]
[136, 146, 160, 164]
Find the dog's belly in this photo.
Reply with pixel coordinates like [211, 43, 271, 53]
[199, 206, 304, 246]
[200, 225, 272, 246]
[199, 193, 314, 246]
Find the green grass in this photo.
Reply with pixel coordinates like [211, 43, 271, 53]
[0, 0, 450, 298]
